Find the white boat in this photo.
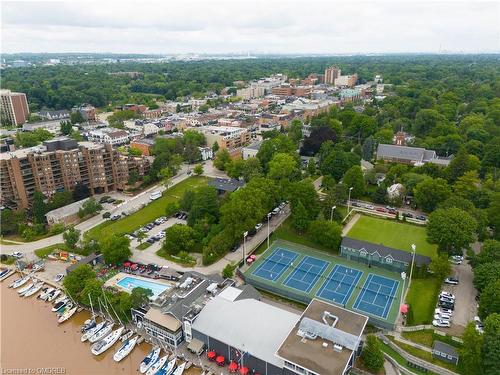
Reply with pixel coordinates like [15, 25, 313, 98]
[52, 293, 66, 305]
[91, 326, 124, 355]
[47, 289, 61, 302]
[140, 347, 161, 373]
[171, 362, 186, 375]
[38, 287, 54, 300]
[156, 358, 177, 375]
[24, 282, 44, 297]
[81, 318, 97, 333]
[0, 269, 13, 281]
[146, 355, 168, 375]
[120, 330, 133, 342]
[18, 282, 35, 296]
[10, 276, 30, 289]
[82, 320, 105, 342]
[58, 305, 78, 324]
[89, 322, 114, 343]
[113, 335, 138, 362]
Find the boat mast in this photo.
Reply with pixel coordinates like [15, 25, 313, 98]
[102, 288, 123, 326]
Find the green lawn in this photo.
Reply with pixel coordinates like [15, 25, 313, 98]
[1, 256, 16, 265]
[402, 329, 463, 349]
[378, 339, 436, 375]
[347, 216, 437, 257]
[35, 243, 68, 258]
[136, 242, 151, 250]
[86, 176, 207, 240]
[405, 278, 441, 325]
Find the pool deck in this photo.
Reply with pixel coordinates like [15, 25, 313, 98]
[105, 272, 176, 298]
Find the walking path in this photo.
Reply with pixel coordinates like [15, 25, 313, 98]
[342, 213, 360, 236]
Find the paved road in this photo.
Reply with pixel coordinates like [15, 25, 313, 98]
[131, 205, 291, 274]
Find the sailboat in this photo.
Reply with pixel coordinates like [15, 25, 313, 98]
[146, 355, 168, 375]
[156, 358, 177, 375]
[47, 289, 61, 302]
[58, 305, 78, 324]
[39, 287, 54, 300]
[52, 298, 70, 312]
[171, 362, 186, 375]
[89, 321, 113, 343]
[81, 294, 97, 332]
[0, 268, 13, 281]
[113, 335, 138, 362]
[9, 275, 30, 289]
[18, 281, 35, 296]
[140, 347, 161, 373]
[91, 326, 124, 355]
[24, 282, 44, 297]
[52, 293, 66, 305]
[82, 320, 106, 342]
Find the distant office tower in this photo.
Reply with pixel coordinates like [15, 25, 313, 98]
[0, 89, 30, 126]
[324, 66, 341, 85]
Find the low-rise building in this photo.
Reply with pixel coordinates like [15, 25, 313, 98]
[376, 144, 452, 166]
[432, 341, 459, 365]
[45, 197, 91, 226]
[189, 126, 251, 150]
[208, 178, 245, 194]
[72, 104, 97, 122]
[130, 138, 155, 156]
[340, 237, 431, 273]
[242, 141, 262, 160]
[38, 110, 70, 121]
[198, 146, 213, 161]
[87, 129, 129, 146]
[22, 120, 63, 134]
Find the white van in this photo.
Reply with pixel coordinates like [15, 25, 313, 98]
[150, 191, 162, 201]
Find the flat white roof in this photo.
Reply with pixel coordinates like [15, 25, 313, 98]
[192, 296, 300, 367]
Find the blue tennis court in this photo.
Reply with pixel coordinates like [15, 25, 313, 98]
[252, 247, 298, 281]
[353, 274, 399, 319]
[316, 265, 363, 305]
[283, 256, 329, 293]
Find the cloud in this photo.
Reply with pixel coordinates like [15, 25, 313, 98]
[1, 0, 499, 53]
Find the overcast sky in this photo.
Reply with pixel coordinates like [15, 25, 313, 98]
[2, 0, 499, 54]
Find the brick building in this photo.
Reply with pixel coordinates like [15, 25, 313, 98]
[0, 89, 30, 126]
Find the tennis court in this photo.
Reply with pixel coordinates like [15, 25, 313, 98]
[251, 247, 298, 281]
[316, 265, 363, 305]
[283, 256, 329, 293]
[353, 274, 399, 319]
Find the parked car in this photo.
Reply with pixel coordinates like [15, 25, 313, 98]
[125, 234, 134, 241]
[440, 291, 456, 299]
[107, 198, 116, 203]
[439, 301, 455, 310]
[364, 204, 375, 210]
[53, 274, 65, 282]
[150, 191, 162, 201]
[248, 228, 257, 236]
[272, 207, 281, 215]
[255, 223, 263, 231]
[434, 313, 452, 321]
[433, 319, 451, 328]
[10, 252, 23, 259]
[110, 214, 121, 221]
[402, 212, 413, 218]
[99, 196, 111, 203]
[444, 277, 459, 285]
[376, 207, 387, 213]
[102, 212, 111, 219]
[351, 202, 360, 207]
[449, 257, 462, 265]
[146, 238, 155, 244]
[451, 255, 464, 262]
[230, 244, 239, 252]
[435, 308, 453, 315]
[439, 297, 455, 305]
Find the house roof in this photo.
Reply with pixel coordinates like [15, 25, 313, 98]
[208, 178, 245, 192]
[191, 295, 300, 368]
[377, 144, 426, 162]
[433, 341, 459, 357]
[341, 237, 431, 266]
[108, 130, 129, 138]
[145, 308, 182, 332]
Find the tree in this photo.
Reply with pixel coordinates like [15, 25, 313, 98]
[62, 264, 96, 300]
[488, 193, 500, 239]
[80, 278, 104, 307]
[306, 159, 316, 176]
[482, 313, 500, 375]
[362, 335, 384, 373]
[361, 136, 375, 161]
[473, 240, 500, 267]
[473, 262, 500, 292]
[308, 220, 342, 251]
[286, 180, 320, 221]
[158, 167, 173, 189]
[193, 164, 203, 175]
[342, 166, 365, 199]
[130, 287, 153, 308]
[446, 147, 478, 182]
[60, 120, 73, 135]
[63, 227, 80, 250]
[78, 198, 102, 218]
[136, 230, 147, 244]
[211, 141, 219, 153]
[162, 224, 196, 255]
[48, 191, 74, 210]
[288, 119, 303, 144]
[222, 263, 235, 279]
[0, 209, 26, 235]
[256, 134, 296, 171]
[268, 153, 300, 181]
[213, 149, 231, 171]
[32, 191, 48, 224]
[460, 322, 484, 375]
[300, 125, 338, 156]
[479, 279, 500, 319]
[292, 201, 310, 233]
[183, 143, 201, 163]
[414, 178, 451, 212]
[427, 208, 477, 253]
[70, 111, 85, 124]
[188, 186, 219, 226]
[100, 235, 131, 265]
[429, 254, 452, 281]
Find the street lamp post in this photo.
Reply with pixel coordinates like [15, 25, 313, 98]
[347, 187, 354, 215]
[330, 206, 337, 221]
[243, 231, 248, 264]
[267, 213, 272, 248]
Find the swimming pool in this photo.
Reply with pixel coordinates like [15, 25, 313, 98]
[116, 276, 171, 299]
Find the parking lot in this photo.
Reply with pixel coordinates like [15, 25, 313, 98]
[128, 216, 187, 251]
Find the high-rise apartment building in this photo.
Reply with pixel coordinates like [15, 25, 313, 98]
[324, 66, 341, 85]
[0, 89, 30, 126]
[0, 138, 150, 209]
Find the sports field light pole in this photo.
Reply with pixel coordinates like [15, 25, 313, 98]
[267, 213, 272, 248]
[400, 271, 407, 313]
[243, 231, 248, 264]
[347, 187, 354, 214]
[330, 206, 337, 221]
[408, 244, 416, 289]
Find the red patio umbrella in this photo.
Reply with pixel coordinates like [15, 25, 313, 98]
[239, 366, 249, 375]
[123, 261, 131, 267]
[207, 351, 216, 360]
[246, 258, 253, 264]
[216, 356, 225, 365]
[228, 361, 238, 372]
[400, 304, 409, 314]
[250, 255, 256, 260]
[131, 263, 138, 270]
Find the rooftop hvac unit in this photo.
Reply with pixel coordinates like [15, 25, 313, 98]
[333, 344, 343, 352]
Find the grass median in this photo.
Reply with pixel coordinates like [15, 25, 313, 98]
[405, 277, 441, 325]
[86, 176, 207, 241]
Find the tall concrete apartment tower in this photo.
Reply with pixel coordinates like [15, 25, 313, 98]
[324, 66, 340, 85]
[0, 89, 30, 126]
